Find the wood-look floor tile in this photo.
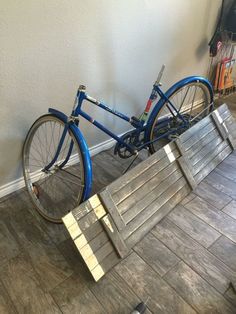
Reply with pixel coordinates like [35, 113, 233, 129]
[167, 205, 221, 248]
[51, 273, 104, 314]
[205, 171, 236, 199]
[164, 261, 235, 314]
[223, 200, 236, 220]
[194, 181, 231, 209]
[115, 252, 196, 314]
[133, 232, 180, 276]
[0, 279, 17, 314]
[91, 270, 142, 314]
[152, 218, 235, 294]
[209, 235, 236, 271]
[0, 220, 20, 266]
[185, 196, 236, 243]
[0, 253, 61, 314]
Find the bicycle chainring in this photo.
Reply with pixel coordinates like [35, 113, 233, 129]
[114, 131, 140, 159]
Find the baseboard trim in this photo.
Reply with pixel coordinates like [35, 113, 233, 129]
[0, 137, 116, 199]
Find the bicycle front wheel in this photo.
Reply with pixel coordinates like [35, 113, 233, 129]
[23, 114, 86, 223]
[149, 79, 213, 153]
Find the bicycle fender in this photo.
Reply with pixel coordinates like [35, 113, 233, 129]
[144, 76, 213, 142]
[48, 107, 92, 201]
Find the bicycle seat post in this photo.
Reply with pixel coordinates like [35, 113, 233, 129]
[155, 64, 165, 86]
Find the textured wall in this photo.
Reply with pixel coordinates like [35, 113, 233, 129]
[0, 0, 221, 188]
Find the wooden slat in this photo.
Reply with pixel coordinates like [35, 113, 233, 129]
[211, 111, 228, 140]
[108, 141, 178, 195]
[180, 114, 212, 144]
[73, 221, 103, 250]
[91, 251, 120, 282]
[78, 232, 108, 260]
[118, 161, 179, 215]
[189, 132, 222, 166]
[193, 140, 229, 175]
[123, 176, 187, 239]
[177, 156, 197, 189]
[183, 121, 215, 152]
[99, 189, 125, 231]
[85, 241, 115, 271]
[187, 127, 219, 160]
[195, 145, 232, 183]
[101, 214, 129, 258]
[112, 153, 178, 205]
[217, 103, 231, 120]
[122, 168, 182, 224]
[126, 184, 190, 248]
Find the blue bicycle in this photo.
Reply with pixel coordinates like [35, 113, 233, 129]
[22, 66, 213, 223]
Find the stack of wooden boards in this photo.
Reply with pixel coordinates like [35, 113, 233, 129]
[63, 104, 236, 282]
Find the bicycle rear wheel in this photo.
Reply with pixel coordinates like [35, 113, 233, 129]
[23, 114, 86, 223]
[149, 79, 213, 153]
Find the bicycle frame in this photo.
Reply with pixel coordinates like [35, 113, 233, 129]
[44, 75, 213, 202]
[70, 83, 187, 154]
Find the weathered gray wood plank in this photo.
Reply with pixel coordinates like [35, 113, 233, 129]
[101, 214, 129, 258]
[186, 127, 219, 160]
[122, 168, 183, 223]
[190, 133, 222, 167]
[133, 232, 180, 276]
[209, 236, 236, 272]
[192, 140, 228, 175]
[126, 184, 190, 248]
[194, 181, 232, 210]
[164, 261, 235, 314]
[115, 252, 196, 314]
[177, 156, 197, 189]
[223, 200, 236, 220]
[0, 254, 61, 314]
[194, 145, 232, 183]
[152, 218, 235, 294]
[123, 176, 187, 238]
[180, 114, 212, 145]
[99, 189, 126, 231]
[108, 141, 178, 195]
[185, 196, 236, 243]
[167, 205, 221, 248]
[112, 153, 178, 206]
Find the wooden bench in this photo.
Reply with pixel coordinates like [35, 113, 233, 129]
[63, 104, 236, 281]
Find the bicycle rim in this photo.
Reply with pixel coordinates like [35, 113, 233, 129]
[23, 114, 85, 223]
[149, 81, 212, 153]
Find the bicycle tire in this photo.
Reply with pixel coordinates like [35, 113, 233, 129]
[148, 78, 213, 154]
[22, 114, 87, 223]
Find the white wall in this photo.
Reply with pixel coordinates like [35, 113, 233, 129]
[0, 0, 221, 191]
